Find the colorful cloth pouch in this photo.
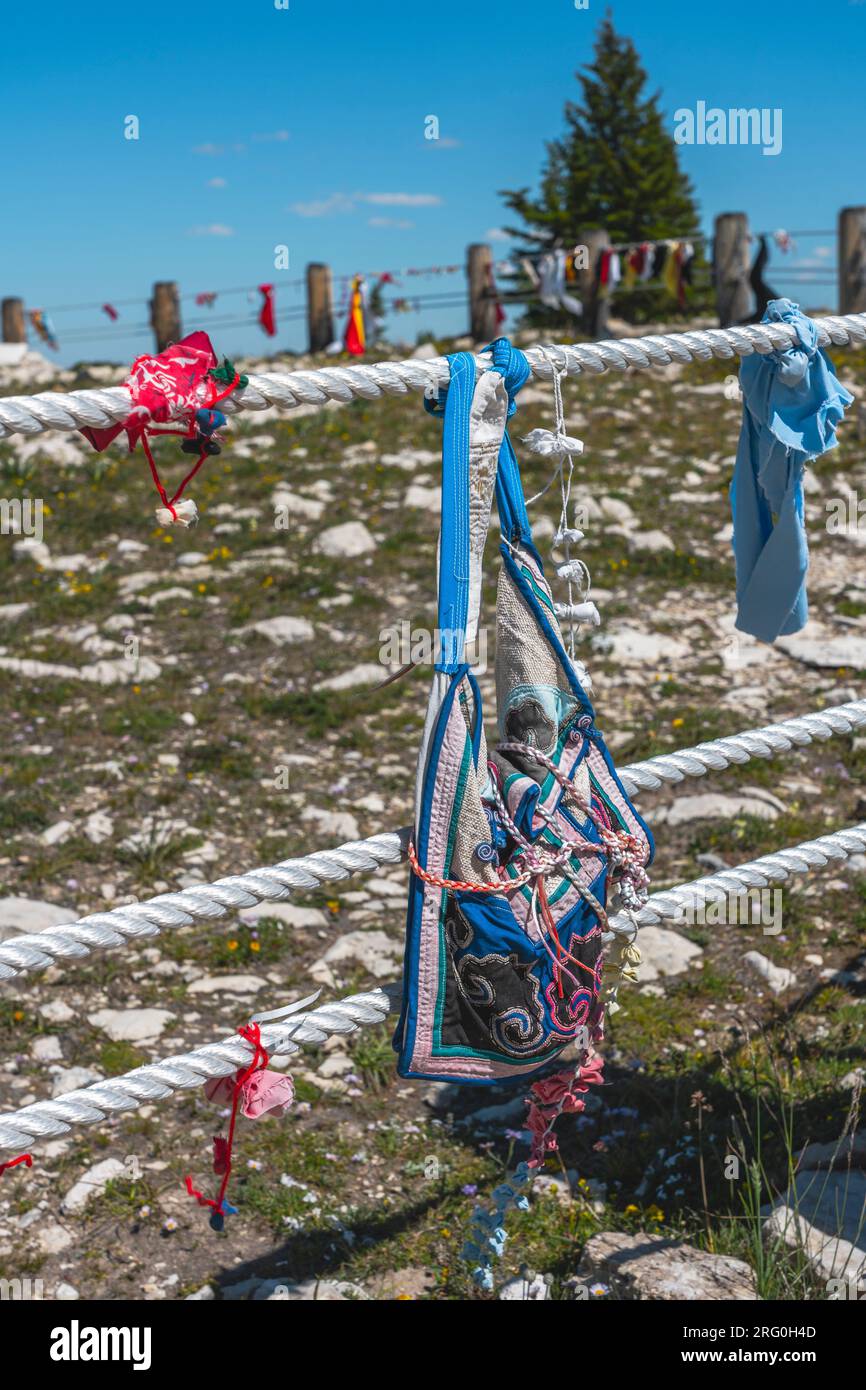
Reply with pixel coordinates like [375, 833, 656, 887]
[395, 339, 654, 1084]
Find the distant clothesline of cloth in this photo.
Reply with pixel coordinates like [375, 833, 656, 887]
[519, 239, 698, 316]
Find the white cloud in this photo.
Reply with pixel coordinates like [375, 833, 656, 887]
[187, 224, 235, 237]
[368, 216, 414, 229]
[361, 192, 441, 207]
[289, 190, 442, 218]
[193, 143, 224, 156]
[485, 227, 509, 243]
[207, 177, 228, 189]
[290, 193, 355, 218]
[252, 130, 290, 142]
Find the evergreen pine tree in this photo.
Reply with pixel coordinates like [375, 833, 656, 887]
[501, 13, 705, 325]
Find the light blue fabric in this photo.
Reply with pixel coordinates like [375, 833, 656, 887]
[731, 299, 853, 643]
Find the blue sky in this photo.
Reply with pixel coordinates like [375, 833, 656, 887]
[1, 0, 864, 364]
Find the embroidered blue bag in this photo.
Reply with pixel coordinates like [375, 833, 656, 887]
[394, 340, 653, 1084]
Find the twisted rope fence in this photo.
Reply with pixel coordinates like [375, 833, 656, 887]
[1, 699, 863, 983]
[3, 817, 865, 1152]
[1, 312, 865, 440]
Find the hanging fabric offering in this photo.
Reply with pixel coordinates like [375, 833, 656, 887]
[196, 291, 218, 308]
[28, 309, 58, 351]
[101, 303, 119, 321]
[185, 1020, 294, 1231]
[343, 274, 368, 355]
[731, 299, 852, 643]
[394, 338, 653, 1083]
[77, 332, 248, 527]
[258, 283, 277, 337]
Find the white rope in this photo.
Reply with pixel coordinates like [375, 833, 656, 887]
[2, 312, 865, 440]
[1, 699, 862, 985]
[2, 817, 864, 1152]
[617, 698, 866, 793]
[608, 822, 866, 935]
[0, 987, 390, 1152]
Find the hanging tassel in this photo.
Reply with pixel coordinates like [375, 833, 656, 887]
[555, 600, 600, 626]
[155, 498, 199, 528]
[522, 428, 584, 458]
[554, 526, 584, 547]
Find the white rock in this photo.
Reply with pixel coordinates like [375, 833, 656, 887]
[41, 820, 75, 846]
[38, 1225, 74, 1255]
[301, 806, 360, 841]
[311, 929, 402, 983]
[271, 489, 325, 521]
[0, 603, 31, 623]
[61, 1158, 126, 1214]
[658, 792, 782, 828]
[314, 663, 384, 692]
[315, 520, 375, 559]
[12, 538, 51, 565]
[238, 902, 327, 929]
[597, 627, 691, 666]
[54, 1283, 80, 1301]
[629, 529, 675, 553]
[499, 1274, 550, 1300]
[777, 631, 866, 670]
[31, 1035, 63, 1062]
[187, 974, 266, 995]
[241, 615, 315, 645]
[0, 896, 76, 943]
[764, 1171, 866, 1282]
[51, 1065, 103, 1097]
[404, 483, 442, 510]
[637, 926, 703, 982]
[87, 1007, 175, 1043]
[39, 1000, 75, 1024]
[84, 811, 114, 845]
[742, 951, 796, 994]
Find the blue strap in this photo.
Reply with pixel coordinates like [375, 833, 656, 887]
[434, 352, 476, 673]
[427, 339, 531, 674]
[485, 338, 533, 545]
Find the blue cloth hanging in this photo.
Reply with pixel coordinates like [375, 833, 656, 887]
[731, 298, 853, 643]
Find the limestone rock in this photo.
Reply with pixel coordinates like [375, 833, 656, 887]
[763, 1171, 866, 1282]
[636, 926, 703, 982]
[0, 896, 77, 943]
[315, 520, 375, 559]
[742, 951, 797, 995]
[241, 615, 315, 645]
[577, 1231, 757, 1300]
[61, 1158, 127, 1214]
[87, 1007, 175, 1042]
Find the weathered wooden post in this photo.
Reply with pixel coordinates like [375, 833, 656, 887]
[575, 229, 611, 339]
[838, 207, 866, 314]
[713, 213, 751, 327]
[306, 263, 334, 353]
[467, 243, 499, 343]
[1, 298, 26, 343]
[150, 281, 182, 352]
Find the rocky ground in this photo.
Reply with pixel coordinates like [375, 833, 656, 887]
[0, 326, 864, 1301]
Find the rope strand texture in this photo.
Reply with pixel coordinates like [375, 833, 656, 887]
[0, 989, 391, 1152]
[1, 701, 864, 983]
[1, 313, 865, 440]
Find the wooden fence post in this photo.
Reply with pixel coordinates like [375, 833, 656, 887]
[467, 243, 499, 343]
[150, 282, 181, 352]
[838, 207, 866, 314]
[713, 213, 751, 326]
[306, 263, 334, 353]
[1, 298, 26, 344]
[575, 229, 611, 338]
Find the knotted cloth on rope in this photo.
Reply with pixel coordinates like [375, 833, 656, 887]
[2, 313, 866, 441]
[0, 699, 864, 984]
